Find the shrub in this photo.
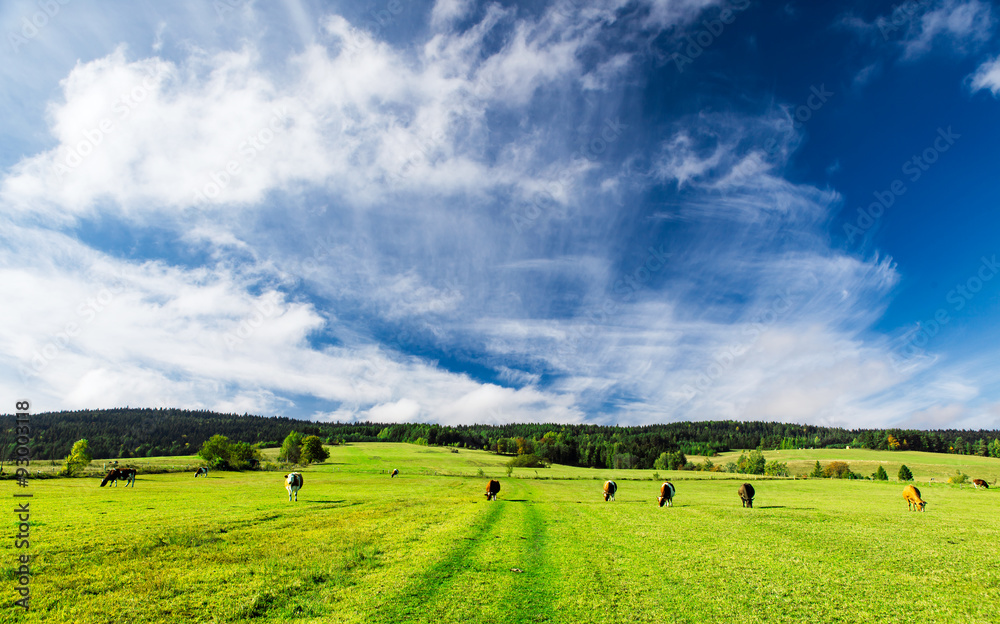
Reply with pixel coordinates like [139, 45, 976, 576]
[948, 470, 969, 484]
[725, 462, 738, 473]
[737, 450, 766, 475]
[874, 466, 888, 481]
[506, 454, 549, 469]
[652, 472, 660, 480]
[823, 461, 853, 479]
[898, 465, 913, 481]
[476, 468, 485, 477]
[764, 460, 789, 477]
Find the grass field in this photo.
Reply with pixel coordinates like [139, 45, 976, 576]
[3, 443, 999, 623]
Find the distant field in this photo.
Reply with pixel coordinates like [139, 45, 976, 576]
[3, 443, 999, 623]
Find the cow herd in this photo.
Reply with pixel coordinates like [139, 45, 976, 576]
[99, 463, 990, 514]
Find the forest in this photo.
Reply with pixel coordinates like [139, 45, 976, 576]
[1, 407, 999, 470]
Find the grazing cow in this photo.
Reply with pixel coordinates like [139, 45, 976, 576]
[657, 482, 675, 507]
[194, 466, 209, 478]
[604, 480, 617, 501]
[100, 468, 136, 487]
[391, 469, 399, 478]
[738, 483, 755, 508]
[903, 484, 926, 511]
[972, 479, 989, 489]
[485, 479, 501, 501]
[100, 469, 121, 487]
[285, 472, 304, 502]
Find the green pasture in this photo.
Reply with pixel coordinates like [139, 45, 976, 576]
[3, 443, 999, 623]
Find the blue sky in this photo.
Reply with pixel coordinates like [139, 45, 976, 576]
[3, 0, 1000, 429]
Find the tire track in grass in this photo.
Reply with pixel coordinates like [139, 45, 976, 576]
[367, 493, 507, 623]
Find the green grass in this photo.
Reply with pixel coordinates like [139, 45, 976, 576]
[4, 443, 1000, 623]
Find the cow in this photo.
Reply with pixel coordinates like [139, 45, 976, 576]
[285, 472, 304, 501]
[657, 482, 675, 507]
[485, 479, 501, 501]
[194, 466, 209, 478]
[391, 469, 399, 478]
[604, 480, 617, 501]
[739, 483, 755, 508]
[100, 469, 121, 487]
[903, 484, 926, 511]
[972, 479, 989, 489]
[100, 468, 136, 487]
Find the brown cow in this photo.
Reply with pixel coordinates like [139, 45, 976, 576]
[101, 468, 136, 487]
[657, 482, 675, 507]
[972, 479, 989, 489]
[903, 484, 926, 511]
[738, 483, 755, 508]
[603, 480, 617, 501]
[485, 479, 500, 501]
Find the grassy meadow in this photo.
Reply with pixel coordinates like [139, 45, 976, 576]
[3, 443, 999, 623]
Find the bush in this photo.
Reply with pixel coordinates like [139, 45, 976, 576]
[823, 461, 853, 479]
[506, 454, 549, 469]
[725, 462, 738, 473]
[898, 465, 913, 481]
[874, 466, 888, 481]
[737, 449, 766, 475]
[764, 460, 789, 477]
[947, 470, 969, 484]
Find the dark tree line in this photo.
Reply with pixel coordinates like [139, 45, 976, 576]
[0, 408, 998, 469]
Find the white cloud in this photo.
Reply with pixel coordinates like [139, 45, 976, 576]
[970, 55, 1000, 95]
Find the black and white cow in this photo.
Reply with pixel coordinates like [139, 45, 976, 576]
[603, 480, 617, 501]
[657, 482, 675, 507]
[194, 466, 209, 477]
[285, 472, 304, 501]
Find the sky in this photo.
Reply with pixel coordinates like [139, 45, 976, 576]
[2, 0, 1000, 430]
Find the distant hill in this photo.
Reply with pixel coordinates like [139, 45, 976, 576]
[1, 407, 998, 468]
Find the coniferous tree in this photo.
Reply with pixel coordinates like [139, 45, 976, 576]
[898, 464, 913, 481]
